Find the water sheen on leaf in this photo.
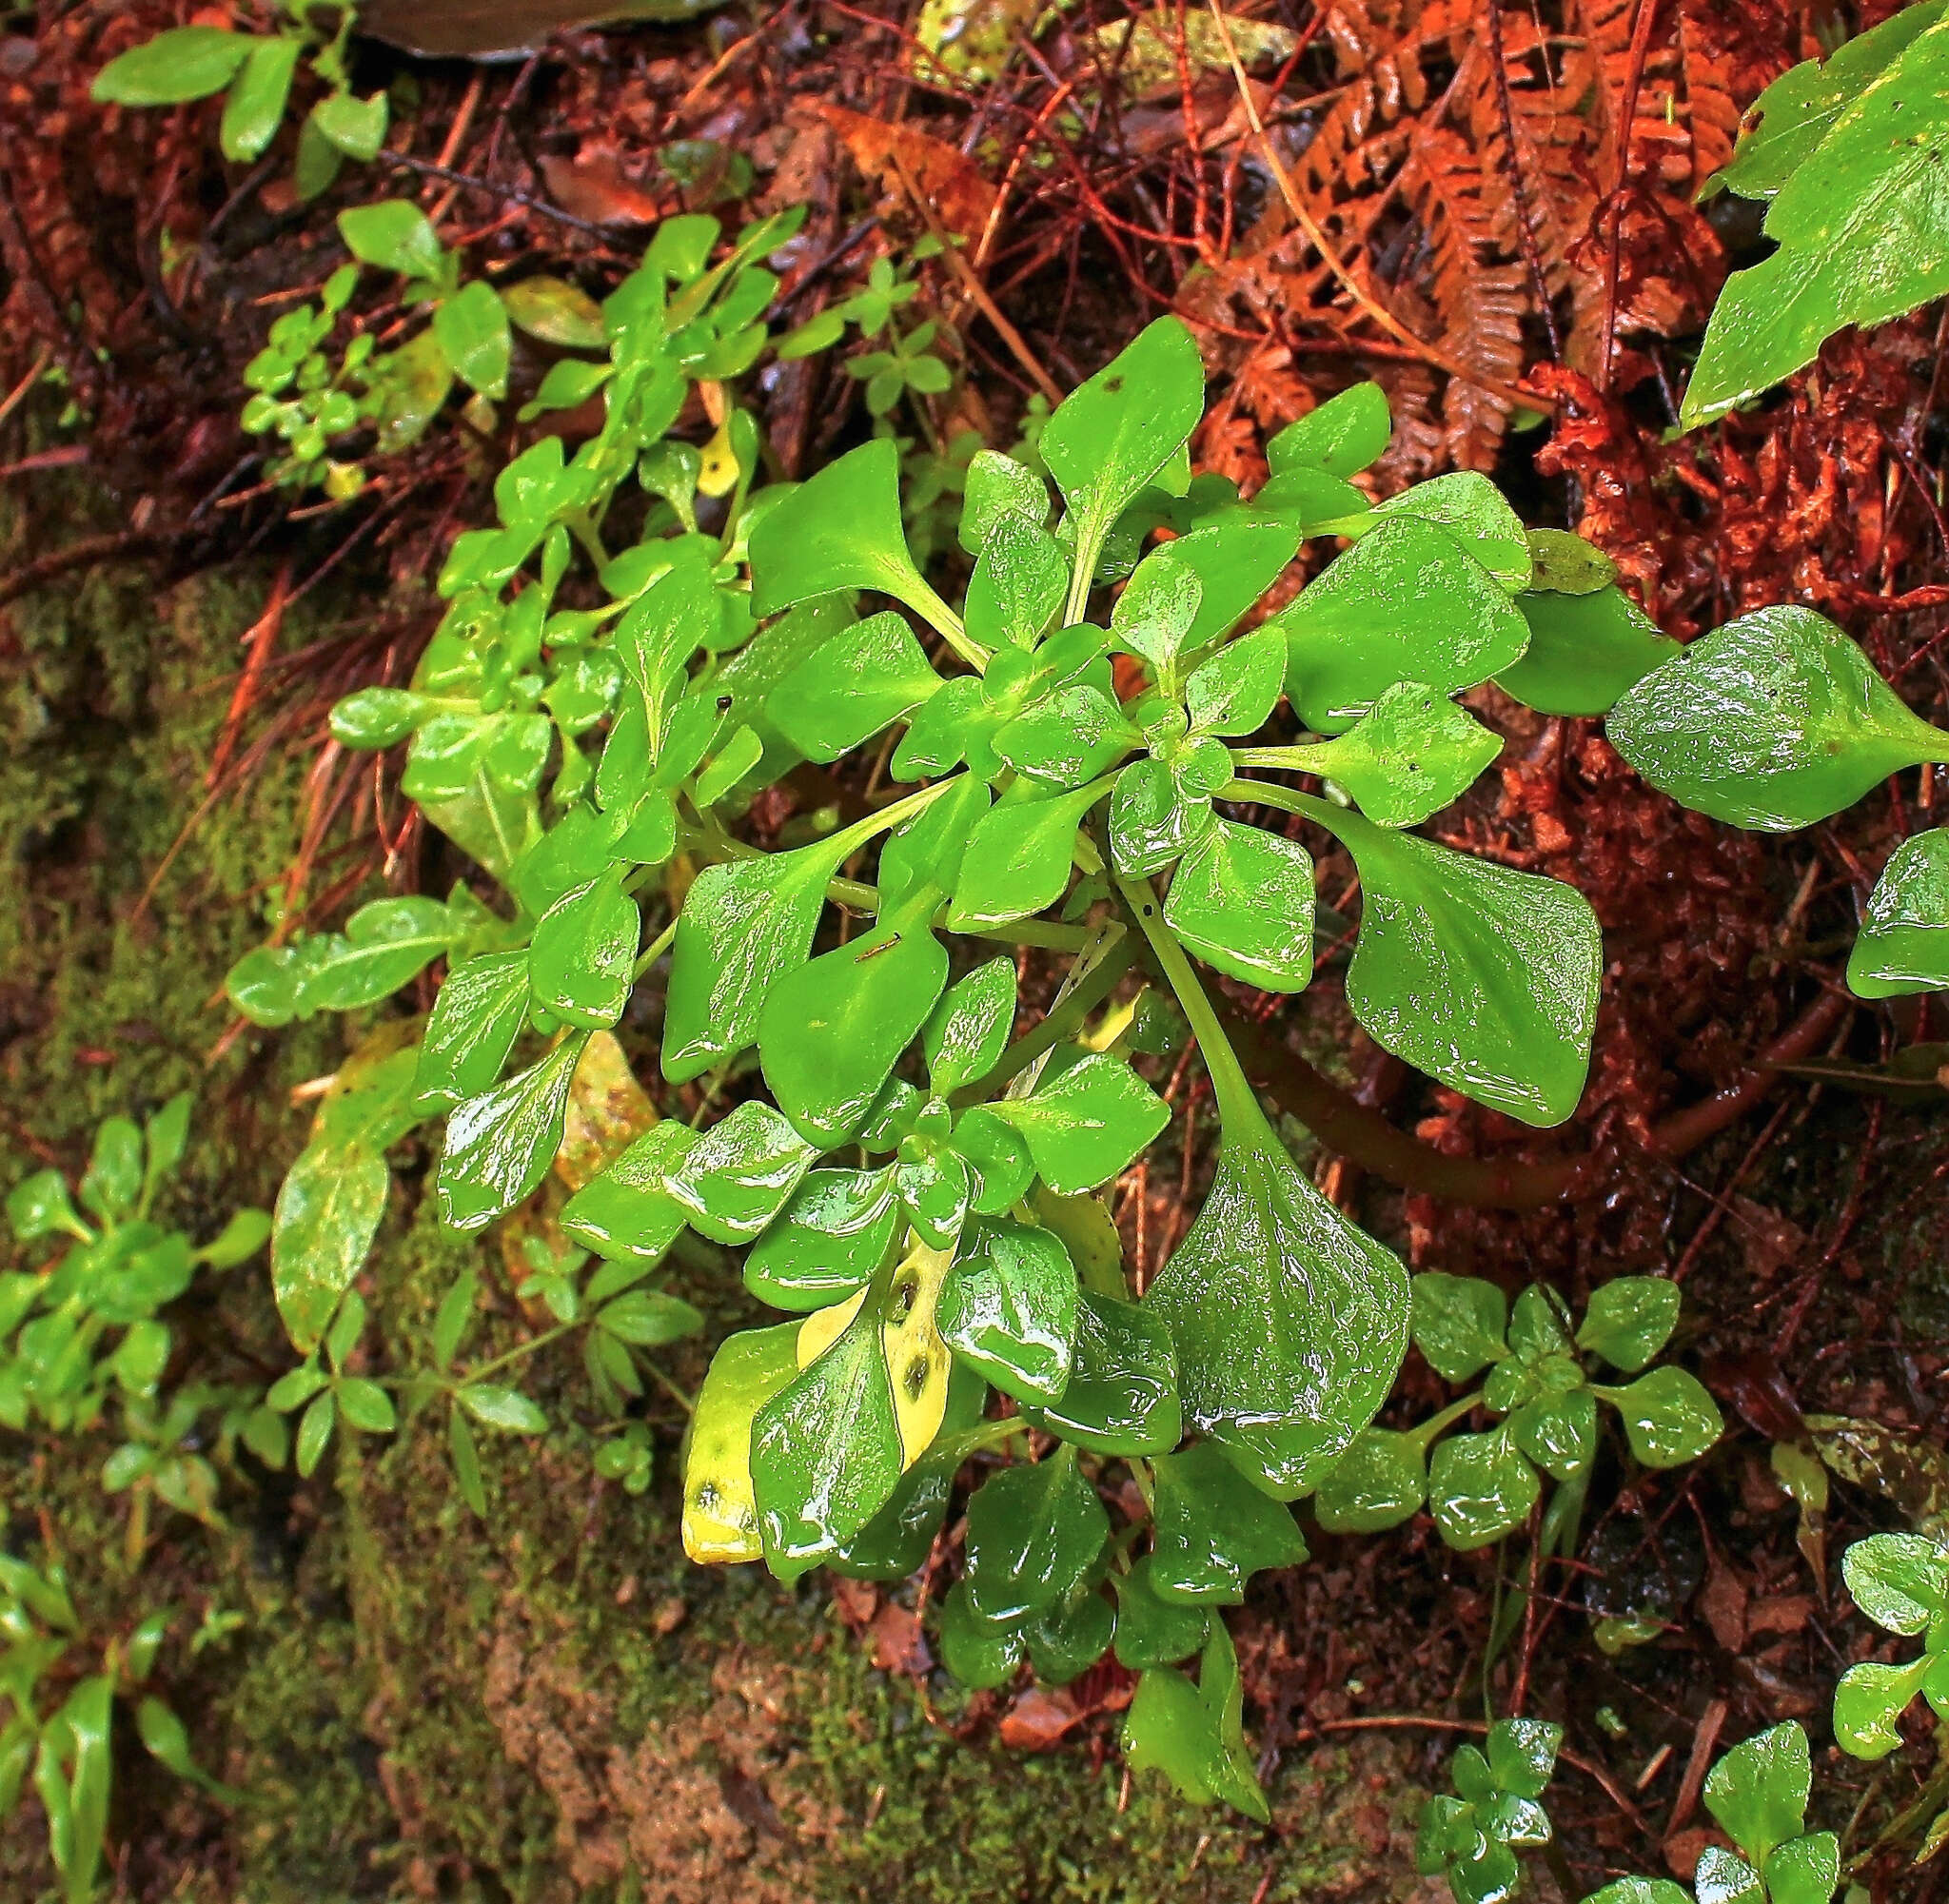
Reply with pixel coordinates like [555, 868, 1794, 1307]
[766, 611, 942, 762]
[437, 1035, 589, 1231]
[1849, 829, 1949, 997]
[1265, 382, 1390, 479]
[1300, 803, 1600, 1125]
[964, 1444, 1108, 1622]
[751, 1294, 904, 1578]
[1607, 605, 1949, 829]
[1042, 317, 1205, 587]
[1163, 819, 1314, 992]
[1121, 1623, 1270, 1821]
[1683, 15, 1949, 428]
[683, 1324, 801, 1563]
[1278, 517, 1530, 734]
[1143, 1098, 1408, 1497]
[937, 1219, 1077, 1403]
[1150, 1442, 1308, 1603]
[1309, 682, 1501, 827]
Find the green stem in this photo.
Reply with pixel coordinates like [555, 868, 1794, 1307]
[1220, 776, 1345, 834]
[1114, 871, 1259, 1127]
[1408, 1391, 1484, 1453]
[455, 1322, 577, 1389]
[632, 917, 679, 980]
[899, 579, 987, 673]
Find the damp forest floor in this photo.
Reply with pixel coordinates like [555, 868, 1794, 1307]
[10, 1, 1949, 1899]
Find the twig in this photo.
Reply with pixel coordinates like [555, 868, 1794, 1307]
[375, 150, 609, 236]
[1302, 1715, 1647, 1832]
[888, 151, 1062, 404]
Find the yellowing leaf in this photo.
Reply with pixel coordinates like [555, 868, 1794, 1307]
[682, 1325, 800, 1563]
[881, 1237, 954, 1467]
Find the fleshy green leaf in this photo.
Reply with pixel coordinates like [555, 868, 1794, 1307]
[959, 449, 1050, 555]
[1320, 804, 1600, 1126]
[530, 874, 640, 1031]
[414, 951, 532, 1114]
[667, 1099, 817, 1243]
[220, 34, 302, 161]
[1703, 1722, 1810, 1867]
[1849, 828, 1949, 997]
[1020, 1285, 1181, 1455]
[1265, 383, 1390, 478]
[759, 924, 950, 1148]
[965, 1443, 1109, 1621]
[92, 26, 249, 104]
[1608, 604, 1948, 829]
[1164, 818, 1314, 992]
[1307, 682, 1500, 827]
[1683, 17, 1949, 427]
[1763, 1832, 1840, 1904]
[744, 1168, 899, 1311]
[966, 514, 1069, 651]
[938, 1219, 1077, 1403]
[1841, 1531, 1949, 1635]
[1108, 754, 1212, 876]
[1427, 1426, 1541, 1549]
[1509, 1388, 1597, 1482]
[560, 1119, 698, 1264]
[1121, 1624, 1270, 1821]
[752, 1289, 906, 1577]
[458, 1384, 547, 1433]
[663, 831, 858, 1081]
[1717, 1, 1949, 201]
[1374, 473, 1532, 592]
[987, 1052, 1170, 1195]
[432, 279, 512, 400]
[1575, 1277, 1681, 1373]
[948, 777, 1112, 930]
[1411, 1273, 1509, 1384]
[1042, 317, 1205, 585]
[1150, 1442, 1308, 1604]
[682, 1323, 800, 1563]
[748, 438, 956, 631]
[337, 201, 446, 282]
[1112, 1557, 1211, 1668]
[766, 611, 942, 762]
[1310, 1428, 1428, 1534]
[436, 1035, 588, 1231]
[1495, 584, 1680, 718]
[1184, 625, 1285, 737]
[1835, 1655, 1929, 1759]
[1143, 1106, 1408, 1496]
[271, 1143, 390, 1353]
[8, 1168, 84, 1244]
[923, 958, 1016, 1094]
[1604, 1365, 1724, 1467]
[1278, 516, 1531, 734]
[994, 685, 1139, 789]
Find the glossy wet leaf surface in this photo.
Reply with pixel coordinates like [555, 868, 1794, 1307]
[1321, 803, 1600, 1127]
[1309, 682, 1501, 827]
[1021, 1285, 1180, 1454]
[1265, 382, 1390, 478]
[1144, 1106, 1408, 1496]
[1849, 828, 1949, 997]
[1164, 818, 1314, 992]
[1121, 1623, 1269, 1821]
[1278, 516, 1529, 734]
[759, 923, 949, 1148]
[559, 1118, 698, 1264]
[1311, 1427, 1428, 1534]
[667, 1099, 817, 1242]
[1608, 604, 1948, 830]
[743, 1168, 898, 1310]
[1684, 14, 1949, 427]
[1150, 1442, 1309, 1603]
[937, 1219, 1077, 1403]
[1041, 317, 1204, 583]
[964, 1444, 1108, 1622]
[437, 1036, 589, 1231]
[752, 1292, 904, 1576]
[988, 1051, 1170, 1194]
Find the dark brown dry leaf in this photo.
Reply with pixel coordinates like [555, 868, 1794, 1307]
[811, 104, 997, 243]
